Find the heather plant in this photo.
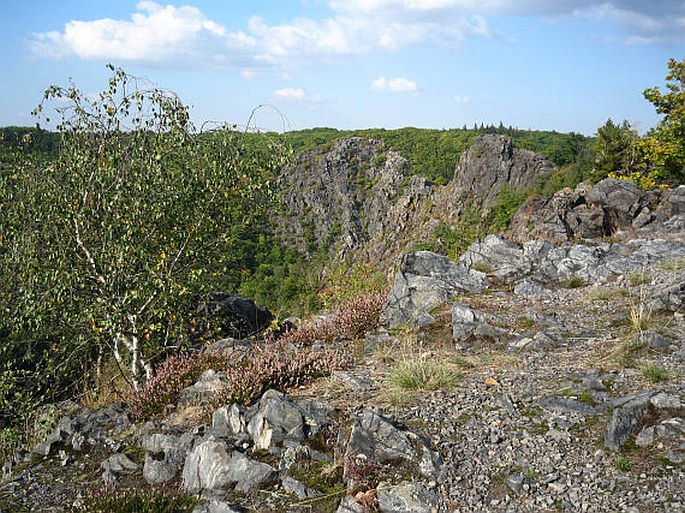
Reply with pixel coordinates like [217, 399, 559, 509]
[128, 351, 228, 419]
[214, 341, 349, 406]
[278, 290, 387, 346]
[131, 341, 348, 420]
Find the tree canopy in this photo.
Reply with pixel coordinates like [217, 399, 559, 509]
[0, 67, 287, 438]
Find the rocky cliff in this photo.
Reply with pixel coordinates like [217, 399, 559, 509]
[276, 135, 556, 267]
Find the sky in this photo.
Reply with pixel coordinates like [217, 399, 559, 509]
[1, 1, 684, 135]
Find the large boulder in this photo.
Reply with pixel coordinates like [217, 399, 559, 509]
[182, 437, 276, 494]
[196, 293, 273, 339]
[604, 392, 685, 450]
[459, 234, 529, 280]
[382, 251, 489, 328]
[345, 409, 441, 479]
[141, 432, 195, 484]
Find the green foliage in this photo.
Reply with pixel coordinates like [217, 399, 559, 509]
[642, 58, 685, 182]
[0, 67, 286, 446]
[613, 456, 633, 472]
[561, 277, 588, 289]
[238, 236, 324, 317]
[485, 184, 529, 232]
[641, 364, 671, 384]
[591, 119, 640, 183]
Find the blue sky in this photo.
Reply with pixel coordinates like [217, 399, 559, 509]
[1, 1, 683, 135]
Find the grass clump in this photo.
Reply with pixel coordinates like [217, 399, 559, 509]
[586, 288, 630, 301]
[658, 258, 685, 271]
[613, 456, 633, 472]
[389, 359, 461, 391]
[73, 486, 200, 513]
[641, 364, 671, 384]
[561, 277, 588, 289]
[628, 272, 651, 286]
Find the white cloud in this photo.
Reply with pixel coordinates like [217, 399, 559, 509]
[454, 95, 471, 104]
[28, 0, 685, 69]
[29, 1, 256, 66]
[273, 87, 325, 103]
[372, 77, 419, 93]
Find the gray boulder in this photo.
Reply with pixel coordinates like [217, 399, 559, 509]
[377, 481, 443, 513]
[211, 404, 247, 437]
[192, 500, 242, 513]
[636, 417, 685, 464]
[345, 409, 441, 478]
[336, 495, 367, 513]
[141, 432, 195, 484]
[182, 437, 276, 494]
[513, 278, 549, 297]
[382, 251, 489, 328]
[451, 303, 508, 342]
[246, 389, 332, 453]
[605, 392, 685, 450]
[100, 453, 138, 485]
[460, 234, 528, 280]
[282, 475, 323, 500]
[649, 280, 685, 312]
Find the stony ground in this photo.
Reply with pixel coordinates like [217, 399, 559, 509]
[292, 232, 685, 512]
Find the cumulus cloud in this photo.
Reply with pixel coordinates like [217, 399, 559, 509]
[371, 77, 419, 93]
[273, 87, 325, 103]
[29, 1, 256, 66]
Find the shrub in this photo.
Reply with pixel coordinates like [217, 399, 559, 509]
[213, 342, 349, 406]
[130, 342, 349, 420]
[128, 351, 228, 420]
[279, 290, 387, 346]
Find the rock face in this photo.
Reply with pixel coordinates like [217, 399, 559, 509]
[507, 178, 670, 242]
[437, 134, 556, 212]
[278, 135, 555, 266]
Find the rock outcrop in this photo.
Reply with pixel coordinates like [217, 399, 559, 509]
[278, 135, 556, 266]
[507, 178, 675, 243]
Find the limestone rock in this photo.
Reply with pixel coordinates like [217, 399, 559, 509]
[179, 369, 227, 406]
[345, 409, 440, 478]
[246, 389, 331, 453]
